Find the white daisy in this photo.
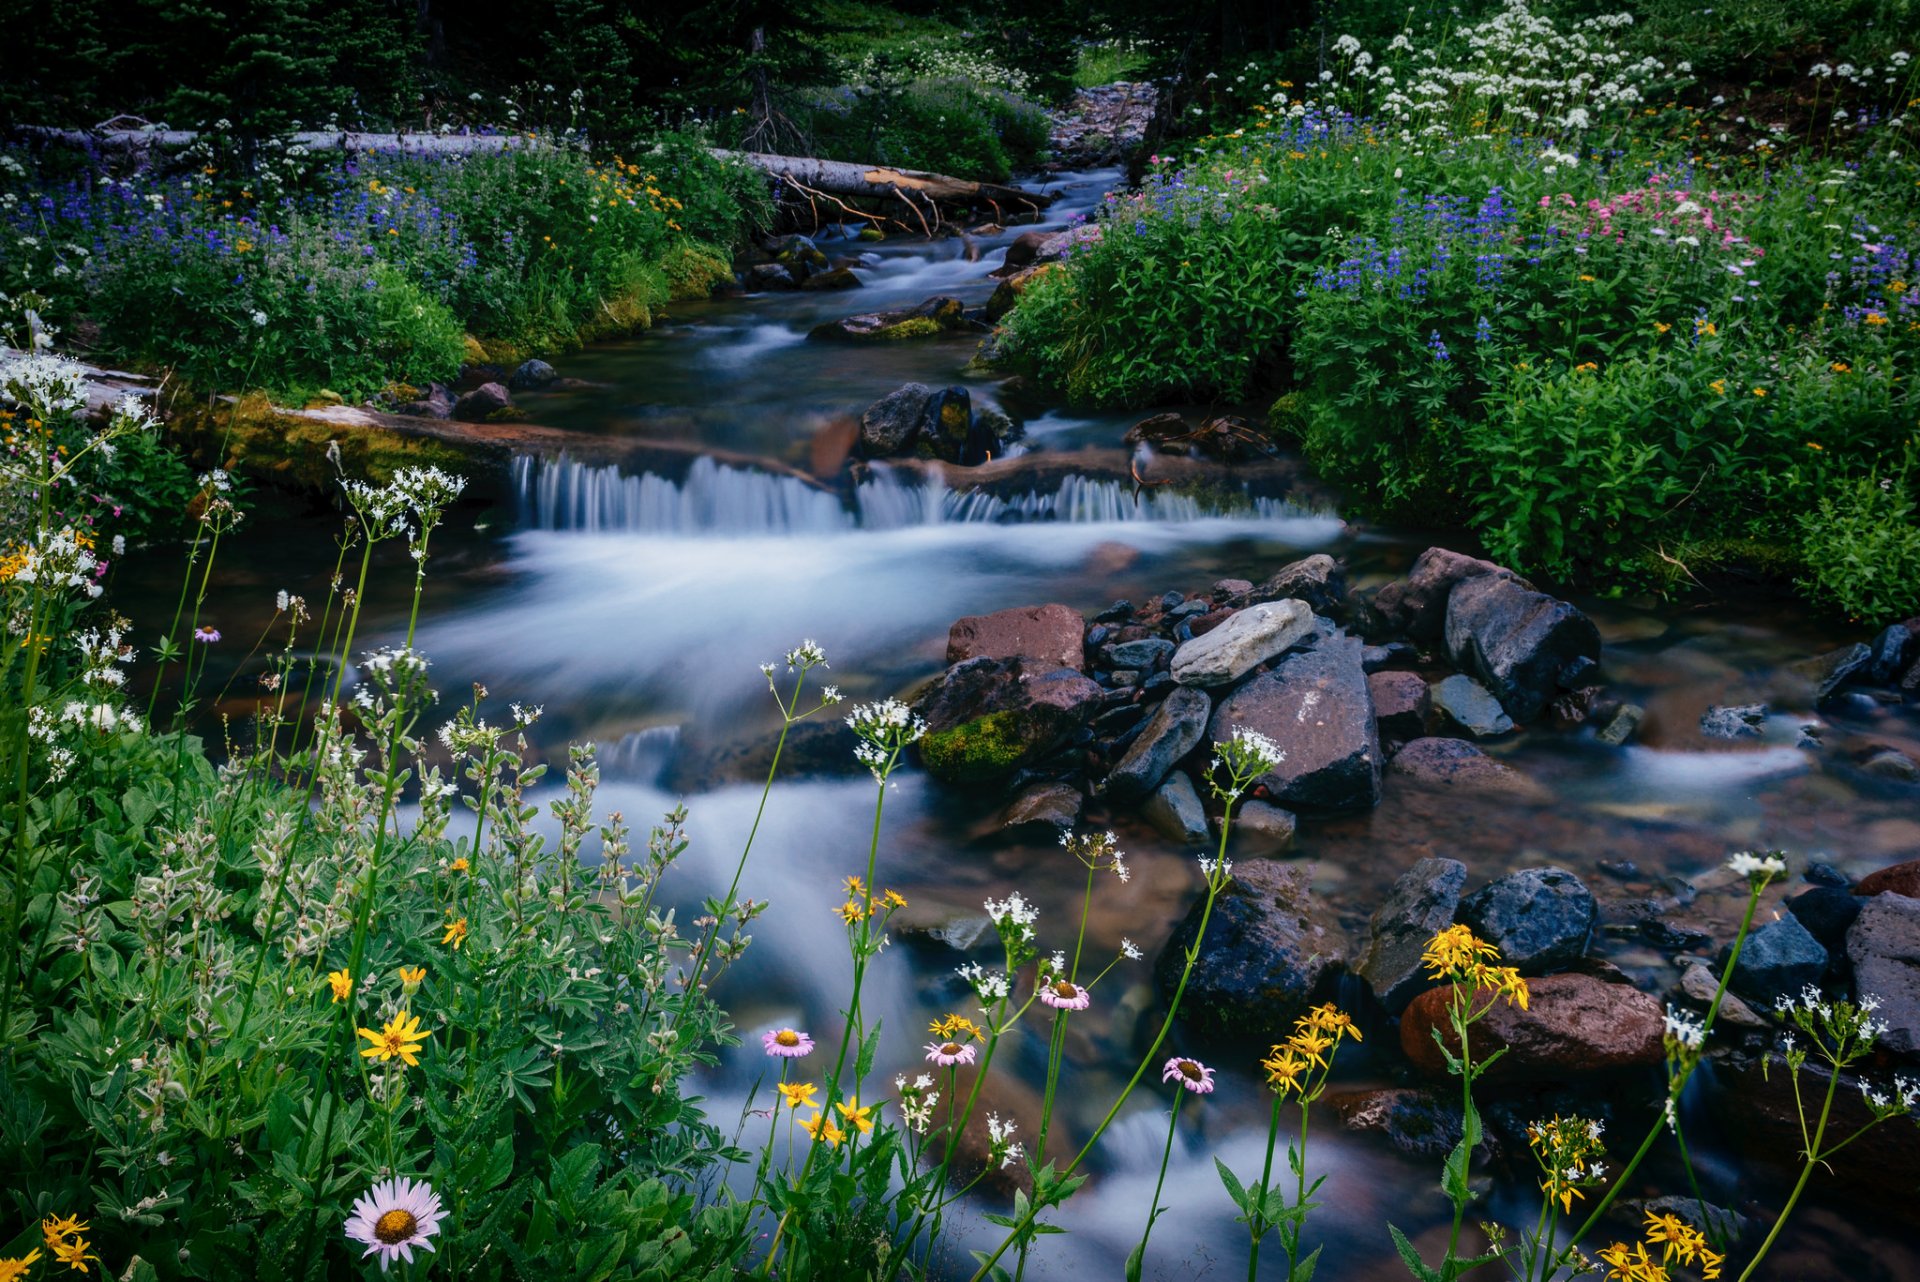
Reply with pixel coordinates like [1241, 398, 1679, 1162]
[344, 1177, 445, 1271]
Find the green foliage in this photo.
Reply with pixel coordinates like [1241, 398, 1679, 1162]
[1798, 455, 1920, 621]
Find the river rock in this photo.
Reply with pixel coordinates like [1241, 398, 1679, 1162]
[393, 381, 454, 418]
[999, 781, 1083, 834]
[1787, 886, 1864, 950]
[452, 381, 512, 422]
[507, 358, 557, 391]
[948, 603, 1087, 672]
[1676, 962, 1766, 1027]
[1142, 771, 1209, 845]
[1798, 642, 1874, 704]
[1700, 703, 1767, 739]
[1432, 673, 1515, 739]
[1105, 638, 1174, 670]
[1171, 599, 1314, 687]
[1108, 686, 1211, 804]
[1220, 799, 1297, 855]
[745, 262, 798, 291]
[1444, 575, 1602, 724]
[1861, 748, 1920, 782]
[1368, 670, 1430, 744]
[1857, 858, 1920, 899]
[859, 383, 934, 455]
[1358, 857, 1468, 1013]
[1847, 894, 1920, 1058]
[809, 295, 969, 342]
[1401, 971, 1663, 1079]
[799, 266, 863, 290]
[1209, 632, 1382, 811]
[1155, 861, 1344, 1044]
[915, 657, 1103, 784]
[1593, 702, 1645, 746]
[1243, 554, 1347, 612]
[1721, 914, 1828, 1006]
[1388, 738, 1543, 798]
[1867, 622, 1917, 684]
[1372, 548, 1524, 642]
[1709, 1053, 1920, 1198]
[1458, 867, 1596, 974]
[1330, 1087, 1464, 1156]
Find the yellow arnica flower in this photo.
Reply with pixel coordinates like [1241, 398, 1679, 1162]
[398, 966, 426, 993]
[801, 1111, 845, 1147]
[442, 917, 468, 950]
[50, 1236, 98, 1275]
[930, 1013, 984, 1041]
[1304, 1003, 1362, 1043]
[358, 1012, 430, 1067]
[0, 1249, 42, 1282]
[327, 969, 353, 1003]
[1421, 925, 1499, 980]
[1261, 1045, 1310, 1096]
[448, 857, 469, 873]
[777, 1081, 819, 1110]
[41, 1215, 86, 1251]
[836, 1098, 876, 1135]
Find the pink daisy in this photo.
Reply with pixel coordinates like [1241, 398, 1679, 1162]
[343, 1176, 444, 1271]
[1039, 980, 1091, 1011]
[1162, 1057, 1215, 1095]
[924, 1039, 978, 1067]
[762, 1027, 814, 1058]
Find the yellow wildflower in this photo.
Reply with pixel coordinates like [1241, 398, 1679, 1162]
[801, 1110, 845, 1147]
[326, 969, 353, 1003]
[777, 1081, 819, 1110]
[448, 856, 469, 873]
[1421, 925, 1499, 980]
[398, 965, 426, 994]
[357, 1012, 430, 1067]
[0, 1249, 42, 1281]
[931, 1013, 985, 1041]
[836, 1098, 876, 1135]
[1261, 1045, 1310, 1096]
[442, 916, 467, 949]
[48, 1237, 97, 1275]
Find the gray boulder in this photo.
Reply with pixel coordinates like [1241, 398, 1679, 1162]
[1458, 867, 1596, 974]
[1798, 642, 1873, 704]
[1701, 704, 1767, 739]
[1171, 598, 1314, 688]
[1106, 638, 1175, 670]
[507, 358, 557, 391]
[1368, 670, 1430, 744]
[1847, 894, 1920, 1059]
[1722, 915, 1829, 1007]
[1432, 673, 1516, 738]
[1372, 548, 1524, 641]
[1243, 554, 1347, 612]
[452, 382, 512, 422]
[1209, 630, 1381, 811]
[1219, 799, 1298, 856]
[859, 383, 935, 456]
[1359, 857, 1468, 1012]
[1444, 575, 1602, 723]
[999, 781, 1083, 834]
[1867, 622, 1917, 684]
[1108, 686, 1211, 804]
[1142, 771, 1209, 845]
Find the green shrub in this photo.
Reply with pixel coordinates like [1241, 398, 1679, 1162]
[1798, 455, 1920, 621]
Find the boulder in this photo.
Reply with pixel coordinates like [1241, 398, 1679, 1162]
[1220, 800, 1297, 856]
[1357, 857, 1467, 1013]
[1860, 749, 1920, 782]
[1401, 970, 1663, 1079]
[1443, 575, 1602, 724]
[1787, 886, 1863, 951]
[506, 358, 557, 391]
[1155, 861, 1344, 1045]
[947, 603, 1087, 672]
[1209, 632, 1382, 811]
[999, 781, 1083, 835]
[1797, 642, 1873, 704]
[1457, 867, 1597, 974]
[915, 657, 1103, 785]
[1432, 673, 1515, 739]
[452, 382, 512, 422]
[1372, 548, 1523, 641]
[1329, 1087, 1464, 1157]
[1142, 771, 1209, 845]
[985, 263, 1049, 320]
[1676, 962, 1766, 1027]
[1368, 670, 1430, 744]
[1171, 599, 1314, 688]
[1243, 554, 1347, 612]
[1857, 858, 1920, 899]
[1593, 702, 1645, 746]
[745, 262, 798, 291]
[1105, 638, 1174, 670]
[1700, 703, 1767, 739]
[1847, 894, 1920, 1059]
[809, 295, 970, 342]
[799, 266, 863, 290]
[1387, 738, 1544, 798]
[1107, 686, 1211, 805]
[1721, 915, 1829, 1007]
[1708, 1053, 1920, 1201]
[393, 381, 454, 419]
[859, 383, 935, 456]
[1867, 622, 1917, 684]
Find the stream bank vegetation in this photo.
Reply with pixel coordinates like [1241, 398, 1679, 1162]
[997, 0, 1920, 620]
[5, 326, 1918, 1280]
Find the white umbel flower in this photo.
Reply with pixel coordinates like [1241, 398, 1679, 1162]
[344, 1177, 445, 1271]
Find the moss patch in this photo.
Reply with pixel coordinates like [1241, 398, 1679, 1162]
[171, 393, 474, 493]
[918, 710, 1038, 783]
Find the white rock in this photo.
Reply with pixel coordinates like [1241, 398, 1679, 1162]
[1170, 599, 1313, 688]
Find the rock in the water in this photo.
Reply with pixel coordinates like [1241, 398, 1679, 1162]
[948, 603, 1087, 672]
[999, 781, 1083, 834]
[1108, 686, 1211, 804]
[1221, 799, 1297, 856]
[1170, 599, 1314, 687]
[809, 294, 970, 342]
[1388, 738, 1543, 797]
[1358, 857, 1468, 1013]
[1867, 622, 1917, 684]
[1372, 548, 1524, 641]
[1677, 962, 1766, 1027]
[1432, 673, 1516, 739]
[1244, 554, 1347, 612]
[1860, 749, 1920, 782]
[1458, 867, 1597, 974]
[1700, 703, 1767, 739]
[1155, 861, 1344, 1044]
[1330, 1087, 1464, 1156]
[1368, 670, 1430, 744]
[745, 262, 798, 291]
[859, 383, 935, 455]
[915, 657, 1103, 784]
[1798, 642, 1874, 704]
[1209, 632, 1382, 811]
[452, 382, 512, 422]
[1857, 859, 1920, 899]
[1721, 915, 1829, 1006]
[1443, 575, 1602, 724]
[1401, 971, 1663, 1079]
[1106, 638, 1175, 670]
[1847, 894, 1920, 1058]
[1142, 771, 1209, 845]
[1786, 886, 1863, 951]
[507, 358, 557, 391]
[393, 381, 454, 419]
[799, 266, 863, 290]
[1594, 702, 1645, 746]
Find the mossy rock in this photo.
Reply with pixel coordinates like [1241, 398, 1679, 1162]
[661, 242, 736, 300]
[918, 710, 1042, 784]
[858, 227, 886, 242]
[170, 392, 475, 493]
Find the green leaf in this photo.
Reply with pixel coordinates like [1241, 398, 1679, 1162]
[1126, 1239, 1146, 1282]
[1214, 1156, 1249, 1214]
[1297, 1243, 1324, 1282]
[1388, 1223, 1443, 1282]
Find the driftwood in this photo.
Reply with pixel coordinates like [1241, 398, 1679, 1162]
[713, 150, 1055, 226]
[11, 124, 529, 155]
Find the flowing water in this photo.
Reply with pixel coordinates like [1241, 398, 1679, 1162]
[152, 167, 1920, 1279]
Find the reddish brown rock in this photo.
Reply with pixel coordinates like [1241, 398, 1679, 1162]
[1856, 858, 1920, 900]
[1368, 670, 1431, 744]
[1371, 547, 1525, 641]
[1400, 971, 1662, 1079]
[947, 603, 1086, 671]
[1388, 738, 1548, 799]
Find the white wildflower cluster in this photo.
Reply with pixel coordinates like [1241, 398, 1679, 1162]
[1726, 850, 1787, 888]
[895, 1073, 940, 1134]
[847, 698, 927, 780]
[0, 347, 88, 418]
[984, 891, 1038, 940]
[986, 1112, 1024, 1170]
[1663, 1004, 1706, 1052]
[1208, 726, 1284, 800]
[1120, 937, 1143, 961]
[955, 962, 1012, 1003]
[353, 646, 433, 714]
[1062, 829, 1129, 883]
[1776, 985, 1892, 1068]
[5, 524, 103, 600]
[837, 43, 1032, 94]
[784, 638, 828, 670]
[1198, 853, 1233, 884]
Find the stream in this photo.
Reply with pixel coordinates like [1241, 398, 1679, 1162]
[145, 166, 1920, 1279]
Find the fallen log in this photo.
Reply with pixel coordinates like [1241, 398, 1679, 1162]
[11, 124, 529, 155]
[714, 150, 1056, 216]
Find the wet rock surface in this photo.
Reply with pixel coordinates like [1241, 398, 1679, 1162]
[1171, 599, 1313, 687]
[1358, 857, 1467, 1013]
[1370, 547, 1522, 641]
[1432, 673, 1515, 739]
[947, 603, 1087, 672]
[1457, 867, 1597, 975]
[914, 657, 1103, 784]
[1401, 970, 1663, 1079]
[1107, 685, 1211, 804]
[1209, 631, 1382, 811]
[1443, 574, 1602, 724]
[1846, 893, 1920, 1059]
[1722, 914, 1829, 1006]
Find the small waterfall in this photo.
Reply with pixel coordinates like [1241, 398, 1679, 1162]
[597, 725, 682, 784]
[511, 455, 1319, 535]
